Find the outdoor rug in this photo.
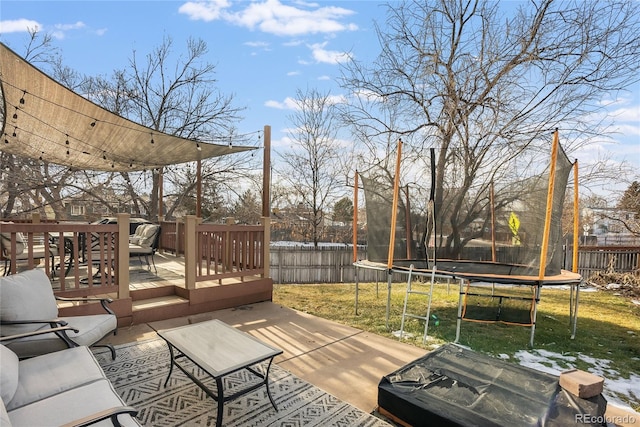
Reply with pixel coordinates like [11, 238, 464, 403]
[92, 338, 392, 426]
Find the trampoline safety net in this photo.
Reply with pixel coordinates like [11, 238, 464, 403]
[359, 136, 574, 277]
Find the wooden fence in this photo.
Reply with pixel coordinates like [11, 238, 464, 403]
[268, 245, 640, 284]
[270, 246, 387, 284]
[576, 246, 640, 278]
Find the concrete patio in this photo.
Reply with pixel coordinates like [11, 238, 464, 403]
[99, 300, 427, 416]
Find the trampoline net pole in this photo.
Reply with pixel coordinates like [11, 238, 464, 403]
[538, 129, 560, 280]
[572, 160, 579, 273]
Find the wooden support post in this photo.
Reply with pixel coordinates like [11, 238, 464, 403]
[116, 213, 130, 298]
[185, 215, 197, 290]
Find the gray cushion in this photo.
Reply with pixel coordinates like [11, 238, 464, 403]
[3, 314, 116, 359]
[0, 269, 58, 335]
[0, 345, 19, 404]
[0, 398, 10, 427]
[136, 225, 158, 248]
[7, 346, 107, 411]
[7, 379, 140, 427]
[0, 222, 25, 256]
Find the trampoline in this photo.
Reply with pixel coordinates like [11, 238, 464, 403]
[352, 130, 583, 347]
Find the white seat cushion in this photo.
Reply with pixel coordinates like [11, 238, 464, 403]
[7, 379, 140, 427]
[0, 269, 58, 335]
[0, 345, 19, 404]
[3, 314, 116, 359]
[7, 346, 107, 411]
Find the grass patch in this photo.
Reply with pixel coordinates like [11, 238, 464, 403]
[273, 281, 640, 411]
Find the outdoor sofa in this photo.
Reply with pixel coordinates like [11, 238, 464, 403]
[1, 335, 140, 426]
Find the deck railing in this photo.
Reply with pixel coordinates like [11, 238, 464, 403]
[195, 223, 265, 282]
[1, 214, 270, 295]
[1, 220, 127, 298]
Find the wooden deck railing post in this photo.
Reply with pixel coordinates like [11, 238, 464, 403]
[184, 215, 197, 290]
[117, 213, 130, 298]
[262, 217, 270, 279]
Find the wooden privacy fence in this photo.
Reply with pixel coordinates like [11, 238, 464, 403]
[268, 245, 640, 284]
[577, 246, 640, 279]
[270, 246, 393, 284]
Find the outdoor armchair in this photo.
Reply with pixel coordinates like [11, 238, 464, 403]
[0, 269, 117, 360]
[0, 227, 49, 276]
[129, 223, 160, 272]
[1, 329, 140, 427]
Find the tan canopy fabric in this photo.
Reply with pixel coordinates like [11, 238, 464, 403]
[0, 42, 256, 172]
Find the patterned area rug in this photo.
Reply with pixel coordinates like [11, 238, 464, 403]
[93, 339, 391, 427]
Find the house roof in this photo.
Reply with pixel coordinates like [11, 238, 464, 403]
[0, 42, 256, 172]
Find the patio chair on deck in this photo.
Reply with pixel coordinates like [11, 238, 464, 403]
[0, 229, 48, 276]
[0, 269, 118, 360]
[129, 224, 160, 272]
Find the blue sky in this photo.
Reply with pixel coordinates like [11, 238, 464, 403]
[0, 1, 385, 153]
[1, 0, 639, 197]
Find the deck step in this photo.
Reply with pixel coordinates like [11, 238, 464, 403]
[132, 295, 190, 324]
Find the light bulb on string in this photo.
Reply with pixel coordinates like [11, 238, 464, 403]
[12, 127, 17, 137]
[12, 107, 18, 120]
[19, 91, 26, 104]
[90, 120, 96, 127]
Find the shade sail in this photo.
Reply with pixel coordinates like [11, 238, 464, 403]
[0, 42, 256, 172]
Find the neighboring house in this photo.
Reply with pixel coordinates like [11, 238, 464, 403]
[582, 206, 639, 246]
[62, 193, 149, 222]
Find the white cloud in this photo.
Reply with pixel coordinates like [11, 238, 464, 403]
[54, 21, 85, 31]
[178, 0, 231, 21]
[318, 75, 331, 81]
[0, 18, 41, 34]
[287, 70, 300, 76]
[181, 0, 358, 37]
[265, 97, 299, 110]
[245, 40, 269, 48]
[265, 93, 346, 111]
[309, 41, 350, 64]
[48, 21, 87, 40]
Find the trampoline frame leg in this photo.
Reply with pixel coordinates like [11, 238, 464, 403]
[386, 271, 392, 329]
[529, 284, 542, 348]
[570, 282, 580, 339]
[455, 278, 464, 343]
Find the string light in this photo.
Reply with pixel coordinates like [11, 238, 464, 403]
[12, 127, 17, 137]
[1, 77, 262, 170]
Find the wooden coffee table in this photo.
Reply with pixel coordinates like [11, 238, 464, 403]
[157, 319, 283, 427]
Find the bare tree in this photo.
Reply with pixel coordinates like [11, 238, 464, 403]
[118, 36, 250, 220]
[0, 29, 77, 219]
[277, 88, 347, 246]
[339, 0, 640, 257]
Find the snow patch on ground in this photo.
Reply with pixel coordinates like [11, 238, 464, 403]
[514, 349, 640, 414]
